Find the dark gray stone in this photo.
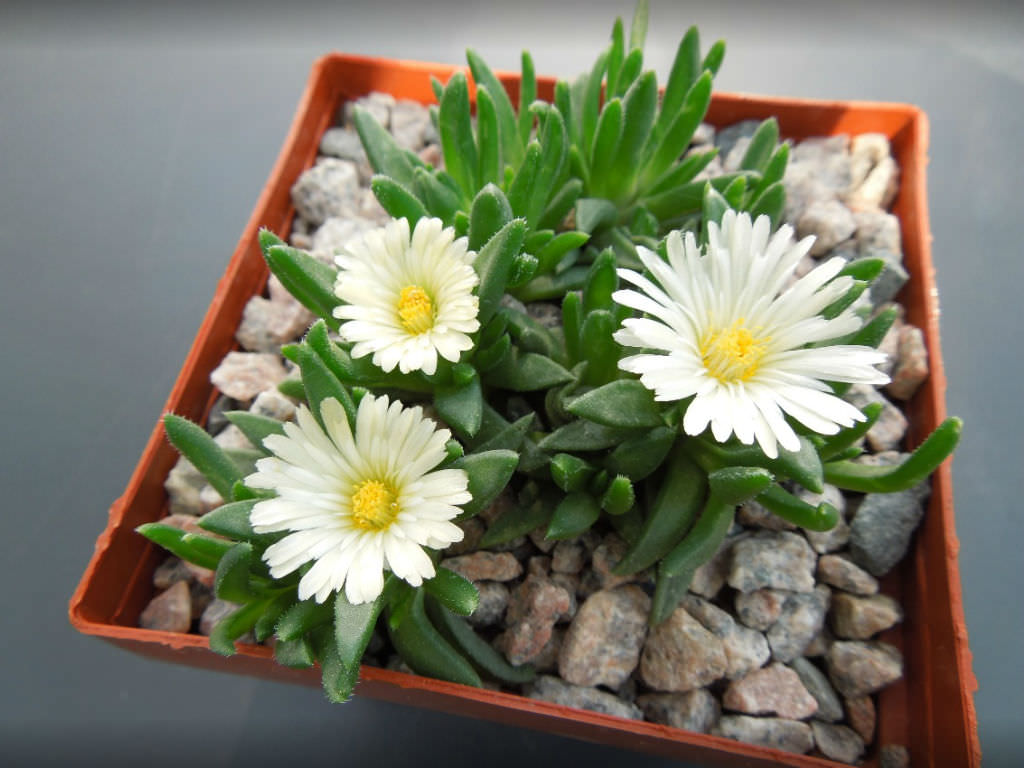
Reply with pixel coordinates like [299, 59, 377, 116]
[714, 715, 814, 754]
[729, 531, 817, 593]
[637, 690, 720, 733]
[812, 721, 866, 764]
[790, 657, 844, 722]
[849, 489, 927, 576]
[528, 676, 642, 720]
[767, 585, 831, 663]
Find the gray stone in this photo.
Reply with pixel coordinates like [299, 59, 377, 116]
[802, 626, 832, 657]
[783, 135, 852, 222]
[210, 351, 288, 402]
[831, 592, 903, 639]
[198, 482, 225, 513]
[498, 575, 572, 665]
[236, 295, 313, 353]
[845, 694, 876, 743]
[826, 640, 903, 697]
[559, 586, 650, 688]
[352, 91, 394, 130]
[817, 554, 879, 596]
[692, 122, 715, 146]
[797, 199, 857, 257]
[249, 388, 296, 423]
[735, 589, 786, 631]
[640, 606, 728, 692]
[528, 675, 642, 720]
[164, 455, 207, 516]
[441, 551, 523, 582]
[723, 663, 818, 719]
[139, 581, 192, 633]
[880, 744, 911, 768]
[466, 581, 510, 628]
[728, 531, 817, 593]
[588, 533, 646, 592]
[859, 254, 910, 306]
[767, 586, 831, 663]
[549, 572, 580, 622]
[636, 690, 720, 733]
[886, 324, 929, 400]
[714, 715, 814, 754]
[527, 627, 563, 673]
[689, 532, 744, 599]
[528, 555, 551, 577]
[551, 539, 585, 574]
[849, 489, 926, 576]
[198, 599, 254, 645]
[790, 657, 844, 722]
[877, 315, 903, 377]
[525, 301, 563, 330]
[722, 136, 751, 173]
[390, 99, 431, 150]
[812, 721, 865, 764]
[319, 126, 367, 163]
[290, 157, 360, 227]
[844, 383, 908, 452]
[738, 498, 795, 530]
[682, 596, 770, 679]
[854, 208, 902, 255]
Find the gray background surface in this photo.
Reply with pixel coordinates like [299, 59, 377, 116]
[1, 0, 1021, 765]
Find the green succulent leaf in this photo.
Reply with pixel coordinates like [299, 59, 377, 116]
[425, 598, 535, 684]
[274, 636, 316, 669]
[568, 379, 663, 429]
[224, 411, 286, 454]
[519, 51, 537, 146]
[550, 453, 597, 493]
[739, 118, 780, 173]
[439, 72, 478, 202]
[264, 244, 340, 329]
[198, 499, 260, 543]
[370, 176, 428, 225]
[214, 542, 256, 603]
[467, 48, 524, 171]
[538, 420, 639, 452]
[423, 568, 480, 617]
[209, 601, 265, 656]
[275, 598, 334, 642]
[451, 449, 519, 519]
[600, 474, 636, 515]
[605, 426, 676, 481]
[756, 484, 840, 532]
[473, 218, 527, 325]
[352, 106, 419, 187]
[435, 372, 483, 439]
[334, 590, 383, 675]
[388, 591, 482, 687]
[483, 348, 575, 391]
[163, 414, 243, 501]
[294, 345, 357, 431]
[547, 491, 602, 540]
[136, 523, 233, 572]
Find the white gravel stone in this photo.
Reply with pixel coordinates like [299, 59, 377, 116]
[844, 383, 909, 452]
[722, 662, 818, 719]
[682, 596, 770, 680]
[729, 531, 817, 593]
[826, 640, 903, 697]
[249, 388, 296, 423]
[797, 199, 857, 256]
[236, 295, 314, 353]
[210, 351, 288, 402]
[290, 157, 361, 227]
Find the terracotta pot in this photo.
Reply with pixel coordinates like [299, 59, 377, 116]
[69, 53, 979, 767]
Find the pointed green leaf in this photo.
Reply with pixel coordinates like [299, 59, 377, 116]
[479, 493, 553, 548]
[589, 98, 624, 193]
[601, 474, 635, 515]
[370, 175, 428, 225]
[655, 26, 701, 140]
[199, 499, 260, 541]
[756, 484, 840, 532]
[276, 598, 333, 642]
[580, 309, 620, 386]
[550, 453, 597, 493]
[468, 183, 514, 252]
[538, 178, 584, 232]
[606, 17, 625, 99]
[215, 542, 255, 603]
[439, 72, 478, 201]
[388, 591, 482, 687]
[294, 345, 356, 430]
[475, 87, 501, 188]
[163, 414, 242, 501]
[605, 426, 676, 481]
[568, 379, 664, 429]
[535, 230, 589, 275]
[547, 491, 601, 540]
[608, 70, 657, 200]
[209, 601, 264, 656]
[224, 411, 286, 453]
[582, 248, 618, 313]
[701, 40, 726, 76]
[512, 265, 589, 302]
[473, 218, 527, 325]
[264, 244, 339, 327]
[483, 348, 575, 391]
[467, 48, 523, 171]
[435, 372, 483, 439]
[334, 590, 383, 672]
[451, 449, 519, 518]
[629, 0, 649, 51]
[561, 291, 584, 366]
[412, 167, 462, 225]
[274, 636, 316, 669]
[136, 523, 233, 571]
[423, 568, 479, 617]
[575, 197, 619, 235]
[748, 181, 785, 230]
[518, 50, 537, 146]
[740, 118, 779, 173]
[641, 72, 713, 188]
[426, 598, 535, 684]
[538, 420, 638, 452]
[352, 106, 418, 187]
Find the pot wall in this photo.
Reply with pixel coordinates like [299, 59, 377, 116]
[69, 53, 979, 768]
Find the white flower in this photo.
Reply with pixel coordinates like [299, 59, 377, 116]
[245, 394, 469, 604]
[613, 211, 889, 459]
[332, 217, 480, 376]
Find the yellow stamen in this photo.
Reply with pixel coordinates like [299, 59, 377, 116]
[701, 319, 769, 383]
[397, 285, 435, 334]
[351, 479, 399, 531]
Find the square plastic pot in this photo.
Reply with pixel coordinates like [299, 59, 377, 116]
[70, 53, 980, 768]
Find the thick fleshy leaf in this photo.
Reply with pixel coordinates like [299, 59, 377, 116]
[435, 371, 483, 439]
[423, 568, 480, 617]
[640, 71, 712, 189]
[426, 598, 535, 684]
[439, 72, 478, 201]
[605, 426, 676, 481]
[209, 601, 265, 656]
[224, 411, 286, 454]
[467, 48, 524, 171]
[334, 590, 383, 673]
[451, 449, 519, 518]
[254, 594, 294, 643]
[582, 248, 618, 313]
[370, 175, 428, 225]
[351, 106, 419, 187]
[163, 414, 242, 501]
[483, 348, 575, 391]
[275, 598, 333, 642]
[199, 500, 260, 541]
[136, 523, 232, 571]
[748, 181, 785, 230]
[547, 491, 601, 540]
[479, 493, 554, 548]
[601, 475, 636, 515]
[274, 636, 316, 669]
[294, 344, 357, 430]
[568, 379, 663, 429]
[550, 452, 597, 493]
[475, 87, 501, 188]
[518, 51, 537, 146]
[264, 244, 340, 328]
[473, 218, 527, 325]
[739, 118, 780, 173]
[538, 420, 638, 452]
[757, 484, 840, 532]
[388, 591, 482, 687]
[580, 309, 620, 386]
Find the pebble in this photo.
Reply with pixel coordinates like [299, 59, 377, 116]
[692, 122, 715, 146]
[164, 455, 207, 516]
[528, 675, 643, 720]
[529, 627, 564, 673]
[689, 532, 743, 599]
[877, 314, 903, 377]
[559, 586, 650, 688]
[442, 518, 485, 557]
[290, 157, 361, 227]
[864, 256, 910, 306]
[551, 540, 585, 574]
[682, 596, 770, 679]
[636, 690, 720, 733]
[845, 694, 877, 743]
[441, 551, 523, 582]
[723, 663, 818, 719]
[790, 657, 844, 722]
[524, 301, 563, 331]
[767, 585, 831, 663]
[198, 598, 253, 644]
[714, 119, 761, 161]
[714, 715, 814, 754]
[549, 572, 579, 622]
[844, 383, 909, 452]
[249, 388, 297, 423]
[319, 126, 368, 163]
[854, 208, 902, 256]
[816, 555, 879, 596]
[830, 593, 903, 639]
[311, 215, 378, 262]
[886, 324, 929, 400]
[797, 199, 857, 257]
[735, 588, 786, 632]
[826, 640, 903, 698]
[880, 743, 911, 768]
[236, 296, 313, 353]
[466, 582, 510, 627]
[528, 555, 551, 577]
[390, 99, 431, 150]
[498, 574, 572, 665]
[846, 135, 899, 211]
[346, 91, 394, 131]
[640, 606, 727, 692]
[802, 626, 832, 658]
[812, 721, 865, 764]
[737, 498, 795, 531]
[210, 351, 288, 403]
[728, 531, 817, 593]
[587, 534, 644, 592]
[783, 135, 852, 223]
[797, 484, 849, 554]
[849, 488, 926, 576]
[139, 581, 192, 633]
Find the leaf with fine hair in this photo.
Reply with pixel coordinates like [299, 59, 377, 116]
[439, 72, 478, 202]
[163, 414, 242, 501]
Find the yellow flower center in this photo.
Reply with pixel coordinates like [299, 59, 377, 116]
[397, 285, 435, 334]
[701, 320, 769, 383]
[350, 479, 399, 531]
